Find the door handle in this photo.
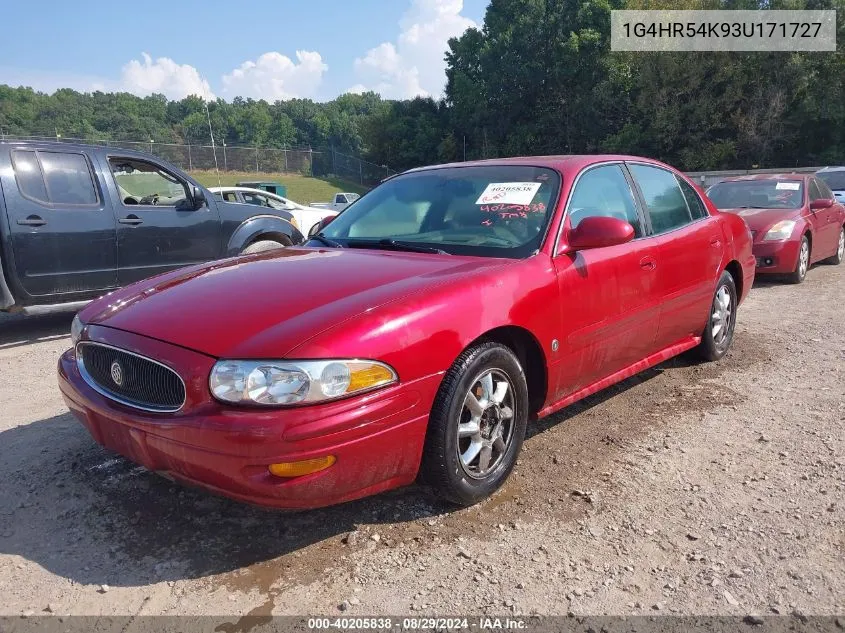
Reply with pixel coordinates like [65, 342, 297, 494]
[710, 237, 722, 247]
[119, 215, 144, 226]
[17, 215, 46, 227]
[639, 256, 657, 271]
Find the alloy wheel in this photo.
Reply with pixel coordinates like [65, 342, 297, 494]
[838, 229, 844, 261]
[711, 284, 733, 349]
[457, 369, 516, 479]
[798, 240, 810, 279]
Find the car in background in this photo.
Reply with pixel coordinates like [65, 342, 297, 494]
[707, 174, 845, 283]
[0, 141, 302, 315]
[60, 155, 754, 510]
[211, 186, 337, 238]
[311, 192, 360, 213]
[816, 166, 845, 204]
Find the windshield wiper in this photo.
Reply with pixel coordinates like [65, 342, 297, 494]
[377, 239, 450, 255]
[345, 238, 449, 255]
[310, 233, 344, 248]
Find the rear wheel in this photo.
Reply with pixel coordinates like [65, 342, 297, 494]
[420, 342, 529, 506]
[787, 235, 810, 284]
[241, 238, 289, 255]
[696, 270, 737, 362]
[824, 227, 844, 265]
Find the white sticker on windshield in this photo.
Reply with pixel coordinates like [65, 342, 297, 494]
[775, 182, 801, 190]
[475, 182, 542, 205]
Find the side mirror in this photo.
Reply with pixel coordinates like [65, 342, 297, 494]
[810, 198, 833, 210]
[191, 186, 207, 210]
[311, 215, 335, 236]
[567, 216, 635, 251]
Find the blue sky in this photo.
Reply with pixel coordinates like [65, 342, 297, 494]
[0, 0, 490, 102]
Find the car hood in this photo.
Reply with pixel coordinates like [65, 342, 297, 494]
[82, 248, 507, 358]
[720, 207, 802, 234]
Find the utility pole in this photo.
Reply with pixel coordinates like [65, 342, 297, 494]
[222, 140, 227, 172]
[463, 135, 466, 161]
[204, 102, 221, 186]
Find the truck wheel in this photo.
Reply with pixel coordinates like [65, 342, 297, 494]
[420, 341, 529, 506]
[241, 239, 289, 255]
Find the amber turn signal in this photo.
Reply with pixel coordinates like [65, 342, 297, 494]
[268, 455, 336, 478]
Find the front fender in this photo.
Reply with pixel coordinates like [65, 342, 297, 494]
[225, 215, 305, 256]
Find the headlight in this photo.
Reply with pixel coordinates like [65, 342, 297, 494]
[763, 220, 796, 241]
[209, 359, 397, 406]
[70, 314, 84, 345]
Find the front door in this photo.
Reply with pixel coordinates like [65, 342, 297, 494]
[809, 177, 839, 259]
[101, 156, 221, 285]
[552, 163, 661, 400]
[2, 148, 117, 297]
[627, 163, 723, 349]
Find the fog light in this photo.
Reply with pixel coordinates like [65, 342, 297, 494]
[268, 456, 336, 478]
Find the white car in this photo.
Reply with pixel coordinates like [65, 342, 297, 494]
[210, 187, 338, 237]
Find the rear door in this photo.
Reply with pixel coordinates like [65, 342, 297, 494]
[552, 163, 661, 399]
[100, 155, 221, 285]
[627, 163, 723, 350]
[2, 148, 117, 297]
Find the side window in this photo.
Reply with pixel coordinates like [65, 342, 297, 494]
[11, 150, 49, 203]
[629, 164, 693, 234]
[817, 179, 835, 200]
[567, 164, 644, 238]
[11, 150, 98, 206]
[109, 158, 188, 208]
[809, 179, 824, 201]
[242, 192, 269, 207]
[336, 194, 346, 204]
[222, 192, 239, 202]
[677, 177, 708, 220]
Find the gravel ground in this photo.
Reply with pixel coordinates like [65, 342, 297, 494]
[0, 262, 842, 622]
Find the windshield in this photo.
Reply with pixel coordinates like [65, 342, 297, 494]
[707, 180, 804, 210]
[313, 165, 560, 258]
[817, 170, 845, 191]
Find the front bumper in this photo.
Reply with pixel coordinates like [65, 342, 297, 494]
[752, 238, 800, 275]
[58, 327, 440, 510]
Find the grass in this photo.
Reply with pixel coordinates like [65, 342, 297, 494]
[190, 170, 368, 206]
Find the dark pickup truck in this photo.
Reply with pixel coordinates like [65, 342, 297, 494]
[0, 141, 302, 314]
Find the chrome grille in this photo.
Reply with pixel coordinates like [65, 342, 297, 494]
[77, 342, 185, 412]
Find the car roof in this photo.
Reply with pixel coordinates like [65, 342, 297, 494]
[816, 166, 845, 173]
[0, 139, 162, 162]
[210, 186, 285, 197]
[236, 180, 284, 186]
[401, 154, 680, 175]
[715, 173, 808, 183]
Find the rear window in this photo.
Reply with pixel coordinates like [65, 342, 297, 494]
[11, 150, 98, 206]
[817, 170, 845, 191]
[706, 180, 804, 210]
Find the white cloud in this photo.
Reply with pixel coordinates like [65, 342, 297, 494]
[353, 0, 476, 99]
[120, 53, 214, 100]
[221, 51, 328, 101]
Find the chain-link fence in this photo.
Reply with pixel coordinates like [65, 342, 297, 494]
[0, 134, 398, 187]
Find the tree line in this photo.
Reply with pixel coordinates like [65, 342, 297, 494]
[1, 0, 844, 173]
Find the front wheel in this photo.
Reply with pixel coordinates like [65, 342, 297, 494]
[825, 227, 844, 265]
[420, 342, 529, 506]
[695, 270, 738, 362]
[787, 235, 810, 284]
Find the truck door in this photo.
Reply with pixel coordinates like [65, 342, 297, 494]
[2, 148, 117, 297]
[99, 155, 221, 285]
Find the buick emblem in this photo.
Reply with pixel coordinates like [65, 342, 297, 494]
[110, 361, 124, 387]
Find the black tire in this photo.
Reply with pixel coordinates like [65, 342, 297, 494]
[695, 270, 738, 362]
[786, 235, 810, 284]
[420, 341, 529, 506]
[824, 226, 844, 265]
[241, 238, 289, 255]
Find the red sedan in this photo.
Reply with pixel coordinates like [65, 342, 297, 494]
[707, 174, 845, 283]
[58, 156, 755, 510]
